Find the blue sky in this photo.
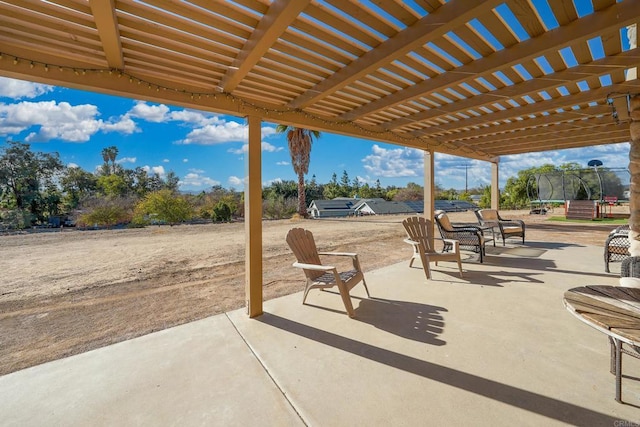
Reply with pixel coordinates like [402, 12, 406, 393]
[0, 76, 630, 193]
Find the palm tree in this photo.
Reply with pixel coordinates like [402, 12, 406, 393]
[275, 125, 320, 217]
[101, 146, 119, 174]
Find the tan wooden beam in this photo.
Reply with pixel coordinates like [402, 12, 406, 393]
[433, 105, 612, 143]
[0, 54, 497, 161]
[384, 49, 640, 130]
[411, 84, 640, 137]
[340, 0, 640, 120]
[287, 0, 504, 109]
[89, 0, 123, 69]
[220, 0, 311, 92]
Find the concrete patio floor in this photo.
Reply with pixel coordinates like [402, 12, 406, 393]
[2, 240, 639, 426]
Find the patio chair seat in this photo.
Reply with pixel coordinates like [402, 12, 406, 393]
[435, 210, 492, 263]
[402, 216, 463, 280]
[474, 209, 525, 246]
[286, 227, 370, 318]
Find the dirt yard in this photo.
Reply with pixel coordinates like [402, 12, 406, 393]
[0, 210, 622, 375]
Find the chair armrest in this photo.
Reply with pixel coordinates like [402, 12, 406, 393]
[403, 238, 419, 246]
[318, 251, 358, 258]
[292, 262, 335, 271]
[442, 238, 459, 246]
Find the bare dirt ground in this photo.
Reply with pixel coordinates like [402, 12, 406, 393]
[0, 209, 624, 375]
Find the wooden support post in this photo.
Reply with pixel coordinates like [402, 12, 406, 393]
[245, 115, 263, 317]
[491, 160, 500, 210]
[424, 149, 435, 241]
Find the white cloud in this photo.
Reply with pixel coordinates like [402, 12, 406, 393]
[168, 109, 223, 125]
[277, 161, 289, 166]
[228, 175, 246, 187]
[117, 157, 137, 164]
[128, 101, 170, 122]
[227, 141, 283, 154]
[179, 121, 247, 145]
[142, 165, 166, 176]
[67, 162, 79, 168]
[101, 115, 138, 134]
[0, 100, 138, 142]
[263, 178, 283, 187]
[178, 120, 277, 145]
[179, 172, 220, 189]
[163, 158, 170, 163]
[127, 102, 228, 127]
[183, 158, 189, 163]
[362, 144, 423, 177]
[0, 77, 54, 99]
[189, 168, 205, 174]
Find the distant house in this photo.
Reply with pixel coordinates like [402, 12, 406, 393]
[307, 197, 476, 218]
[308, 199, 358, 218]
[354, 199, 420, 216]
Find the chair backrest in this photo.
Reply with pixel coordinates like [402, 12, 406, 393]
[478, 209, 498, 221]
[286, 228, 324, 279]
[402, 216, 435, 253]
[434, 210, 452, 231]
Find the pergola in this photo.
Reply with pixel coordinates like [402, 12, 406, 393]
[1, 0, 639, 316]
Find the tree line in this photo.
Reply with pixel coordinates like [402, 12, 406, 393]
[0, 141, 625, 230]
[0, 141, 486, 229]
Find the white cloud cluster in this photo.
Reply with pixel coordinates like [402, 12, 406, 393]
[0, 100, 138, 142]
[227, 141, 283, 155]
[362, 144, 424, 177]
[128, 101, 278, 146]
[0, 77, 54, 99]
[228, 175, 246, 187]
[179, 172, 220, 188]
[128, 102, 170, 122]
[142, 165, 166, 176]
[179, 123, 277, 145]
[117, 157, 137, 164]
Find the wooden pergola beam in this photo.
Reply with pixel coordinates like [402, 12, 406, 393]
[89, 0, 124, 69]
[219, 0, 310, 92]
[340, 0, 640, 120]
[287, 0, 504, 109]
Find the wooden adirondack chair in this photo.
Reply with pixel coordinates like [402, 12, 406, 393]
[402, 216, 463, 280]
[286, 228, 370, 318]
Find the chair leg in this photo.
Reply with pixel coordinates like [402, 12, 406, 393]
[419, 252, 432, 280]
[361, 277, 371, 297]
[336, 281, 355, 317]
[614, 338, 623, 403]
[456, 256, 463, 278]
[302, 282, 313, 304]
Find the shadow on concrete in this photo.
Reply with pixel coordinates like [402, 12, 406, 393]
[257, 313, 630, 426]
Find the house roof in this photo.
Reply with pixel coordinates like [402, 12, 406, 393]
[309, 199, 356, 210]
[0, 1, 637, 161]
[356, 199, 418, 215]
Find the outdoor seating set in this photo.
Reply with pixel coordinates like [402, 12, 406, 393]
[285, 212, 640, 404]
[284, 209, 526, 318]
